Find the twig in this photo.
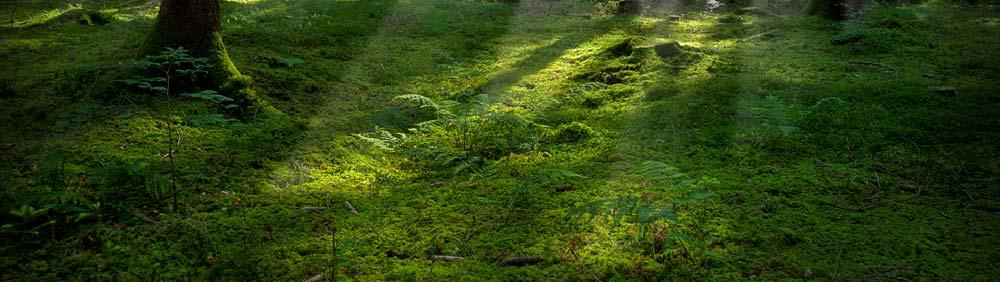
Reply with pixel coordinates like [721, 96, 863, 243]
[846, 61, 896, 72]
[344, 201, 358, 215]
[332, 228, 337, 282]
[303, 274, 322, 282]
[300, 206, 328, 211]
[938, 211, 952, 219]
[889, 275, 914, 282]
[578, 261, 602, 282]
[963, 190, 976, 203]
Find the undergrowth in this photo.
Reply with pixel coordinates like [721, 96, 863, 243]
[2, 0, 999, 280]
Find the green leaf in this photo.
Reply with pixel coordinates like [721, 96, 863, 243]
[182, 90, 233, 104]
[278, 56, 306, 67]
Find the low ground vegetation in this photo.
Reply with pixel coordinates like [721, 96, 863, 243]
[1, 0, 998, 280]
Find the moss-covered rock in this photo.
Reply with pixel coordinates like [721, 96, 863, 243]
[55, 9, 112, 25]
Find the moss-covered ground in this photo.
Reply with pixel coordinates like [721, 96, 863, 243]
[2, 0, 999, 280]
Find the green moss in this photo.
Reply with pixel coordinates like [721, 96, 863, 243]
[2, 1, 999, 280]
[550, 122, 596, 143]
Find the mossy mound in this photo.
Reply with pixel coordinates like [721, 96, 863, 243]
[643, 40, 703, 69]
[550, 122, 595, 143]
[606, 37, 648, 57]
[864, 6, 926, 29]
[718, 14, 748, 24]
[652, 41, 682, 58]
[55, 9, 112, 25]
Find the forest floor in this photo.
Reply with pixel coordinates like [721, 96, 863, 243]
[2, 0, 999, 280]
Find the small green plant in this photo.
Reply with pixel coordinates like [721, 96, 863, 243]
[0, 77, 15, 97]
[276, 56, 306, 67]
[35, 152, 70, 189]
[639, 161, 687, 187]
[3, 205, 55, 244]
[116, 47, 238, 213]
[354, 127, 408, 152]
[364, 95, 542, 175]
[738, 94, 800, 136]
[573, 194, 678, 228]
[55, 103, 105, 130]
[96, 160, 172, 213]
[371, 94, 447, 129]
[1, 189, 103, 250]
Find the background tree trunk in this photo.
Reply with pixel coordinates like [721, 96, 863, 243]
[142, 0, 267, 112]
[617, 0, 642, 14]
[803, 0, 861, 20]
[142, 0, 243, 90]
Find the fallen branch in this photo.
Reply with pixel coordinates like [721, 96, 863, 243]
[303, 274, 323, 282]
[498, 256, 543, 267]
[299, 206, 328, 211]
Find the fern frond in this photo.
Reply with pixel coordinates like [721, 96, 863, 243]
[392, 94, 440, 110]
[370, 107, 409, 129]
[571, 194, 677, 227]
[640, 161, 686, 186]
[354, 127, 406, 151]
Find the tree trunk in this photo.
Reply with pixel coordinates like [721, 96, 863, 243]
[617, 0, 642, 15]
[142, 0, 250, 97]
[803, 0, 861, 20]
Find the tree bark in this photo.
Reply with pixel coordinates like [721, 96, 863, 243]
[617, 0, 642, 15]
[803, 0, 861, 20]
[142, 0, 251, 98]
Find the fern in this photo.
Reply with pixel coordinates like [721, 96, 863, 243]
[571, 194, 678, 227]
[391, 94, 440, 110]
[639, 161, 717, 205]
[529, 168, 586, 185]
[640, 160, 687, 186]
[370, 106, 410, 129]
[802, 96, 845, 117]
[442, 90, 487, 116]
[372, 94, 448, 130]
[740, 94, 800, 135]
[354, 127, 407, 152]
